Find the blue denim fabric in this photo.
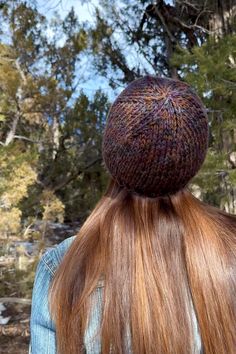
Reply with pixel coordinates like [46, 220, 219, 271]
[29, 235, 202, 353]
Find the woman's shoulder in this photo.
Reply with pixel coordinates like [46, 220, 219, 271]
[39, 235, 76, 276]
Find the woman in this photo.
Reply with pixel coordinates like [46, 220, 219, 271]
[29, 76, 236, 354]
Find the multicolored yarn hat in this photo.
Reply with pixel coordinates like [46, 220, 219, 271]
[102, 75, 209, 198]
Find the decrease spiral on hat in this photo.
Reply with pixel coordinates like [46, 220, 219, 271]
[102, 75, 209, 198]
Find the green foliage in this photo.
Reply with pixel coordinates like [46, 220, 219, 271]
[0, 1, 111, 300]
[41, 190, 65, 223]
[1, 0, 235, 234]
[0, 257, 38, 298]
[172, 35, 236, 207]
[0, 142, 38, 236]
[171, 35, 236, 112]
[1, 0, 236, 301]
[0, 1, 110, 232]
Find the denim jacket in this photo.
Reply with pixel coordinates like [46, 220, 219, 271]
[29, 235, 202, 354]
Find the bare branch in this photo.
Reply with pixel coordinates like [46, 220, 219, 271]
[173, 7, 214, 34]
[0, 297, 31, 305]
[149, 6, 176, 44]
[13, 135, 40, 144]
[52, 157, 103, 192]
[4, 112, 21, 146]
[15, 59, 27, 85]
[177, 0, 201, 12]
[220, 79, 236, 87]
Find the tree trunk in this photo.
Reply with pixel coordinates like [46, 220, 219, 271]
[5, 112, 20, 146]
[52, 116, 60, 160]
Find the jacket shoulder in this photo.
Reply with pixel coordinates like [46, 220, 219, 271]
[41, 235, 76, 276]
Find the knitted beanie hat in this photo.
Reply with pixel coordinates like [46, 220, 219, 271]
[102, 76, 209, 198]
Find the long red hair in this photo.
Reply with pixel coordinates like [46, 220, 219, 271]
[49, 177, 236, 353]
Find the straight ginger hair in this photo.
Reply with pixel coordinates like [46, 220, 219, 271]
[48, 177, 236, 354]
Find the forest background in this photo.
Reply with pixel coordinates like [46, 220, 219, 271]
[0, 0, 236, 352]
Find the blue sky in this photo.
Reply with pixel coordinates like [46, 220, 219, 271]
[37, 0, 98, 23]
[37, 0, 116, 100]
[36, 0, 173, 100]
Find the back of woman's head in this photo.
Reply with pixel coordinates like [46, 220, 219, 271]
[49, 76, 236, 354]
